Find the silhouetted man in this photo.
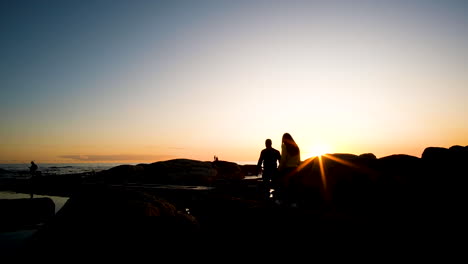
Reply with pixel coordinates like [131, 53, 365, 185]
[257, 139, 281, 197]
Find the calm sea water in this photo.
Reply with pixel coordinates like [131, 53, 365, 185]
[0, 191, 69, 214]
[0, 161, 256, 178]
[0, 163, 132, 177]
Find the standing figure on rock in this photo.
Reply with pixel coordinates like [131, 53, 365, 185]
[257, 139, 281, 198]
[29, 161, 38, 177]
[277, 133, 301, 206]
[29, 161, 39, 198]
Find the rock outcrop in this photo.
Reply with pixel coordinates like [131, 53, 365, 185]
[86, 158, 243, 186]
[15, 144, 468, 259]
[28, 185, 200, 256]
[286, 146, 468, 218]
[0, 197, 55, 231]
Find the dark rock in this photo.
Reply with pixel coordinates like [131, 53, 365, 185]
[87, 158, 247, 186]
[0, 168, 11, 175]
[89, 159, 219, 186]
[12, 174, 83, 197]
[239, 164, 257, 176]
[421, 145, 468, 212]
[27, 185, 199, 256]
[359, 153, 377, 159]
[376, 154, 425, 211]
[0, 198, 55, 231]
[212, 159, 244, 181]
[421, 146, 450, 162]
[103, 164, 145, 184]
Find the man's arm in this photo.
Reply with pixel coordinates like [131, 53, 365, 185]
[276, 150, 281, 166]
[257, 150, 264, 174]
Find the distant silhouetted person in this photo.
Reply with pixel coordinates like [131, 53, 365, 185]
[257, 139, 281, 198]
[29, 161, 38, 177]
[29, 161, 38, 198]
[277, 133, 301, 205]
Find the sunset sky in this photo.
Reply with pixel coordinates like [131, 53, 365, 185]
[1, 0, 467, 164]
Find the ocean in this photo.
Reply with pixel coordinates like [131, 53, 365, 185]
[0, 163, 131, 178]
[0, 161, 256, 178]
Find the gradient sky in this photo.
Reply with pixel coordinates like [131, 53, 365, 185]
[1, 0, 467, 163]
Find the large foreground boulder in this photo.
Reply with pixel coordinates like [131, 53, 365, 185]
[27, 185, 199, 256]
[0, 197, 55, 231]
[421, 145, 468, 211]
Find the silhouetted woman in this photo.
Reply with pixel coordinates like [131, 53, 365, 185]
[277, 133, 301, 204]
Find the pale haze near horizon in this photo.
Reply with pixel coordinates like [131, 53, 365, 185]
[1, 0, 467, 164]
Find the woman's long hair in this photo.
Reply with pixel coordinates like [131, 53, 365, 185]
[282, 133, 300, 156]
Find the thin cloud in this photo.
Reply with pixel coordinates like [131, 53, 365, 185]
[59, 154, 174, 162]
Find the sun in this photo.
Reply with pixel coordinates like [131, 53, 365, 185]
[304, 143, 332, 159]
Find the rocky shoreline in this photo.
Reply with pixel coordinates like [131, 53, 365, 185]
[2, 145, 467, 258]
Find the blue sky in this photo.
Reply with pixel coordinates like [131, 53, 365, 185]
[1, 0, 467, 163]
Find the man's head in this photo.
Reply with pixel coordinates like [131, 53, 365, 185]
[265, 139, 272, 148]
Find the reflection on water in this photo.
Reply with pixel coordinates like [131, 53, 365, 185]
[244, 175, 261, 180]
[0, 228, 36, 257]
[0, 191, 69, 214]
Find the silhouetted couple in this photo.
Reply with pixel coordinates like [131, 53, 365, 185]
[257, 133, 301, 205]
